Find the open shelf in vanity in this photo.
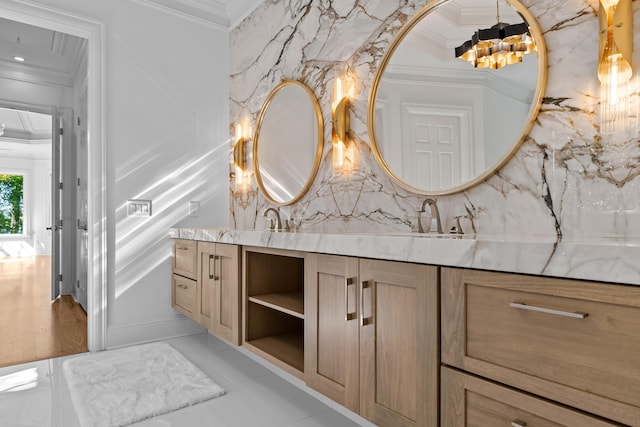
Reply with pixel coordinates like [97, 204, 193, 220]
[242, 247, 305, 377]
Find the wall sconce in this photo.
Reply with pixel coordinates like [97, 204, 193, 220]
[598, 0, 633, 134]
[233, 122, 252, 191]
[332, 72, 356, 175]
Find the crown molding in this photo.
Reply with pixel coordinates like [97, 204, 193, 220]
[384, 64, 533, 104]
[134, 0, 230, 30]
[0, 59, 74, 87]
[227, 0, 263, 30]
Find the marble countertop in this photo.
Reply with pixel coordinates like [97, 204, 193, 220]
[170, 228, 640, 286]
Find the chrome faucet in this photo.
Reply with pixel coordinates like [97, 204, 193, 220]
[262, 207, 282, 231]
[418, 198, 443, 234]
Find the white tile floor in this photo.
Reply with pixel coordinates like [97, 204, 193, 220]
[0, 334, 375, 427]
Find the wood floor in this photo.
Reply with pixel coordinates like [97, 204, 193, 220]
[0, 255, 87, 367]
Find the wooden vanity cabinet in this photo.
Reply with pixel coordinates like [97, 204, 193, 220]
[305, 254, 360, 412]
[441, 267, 640, 426]
[171, 239, 240, 345]
[305, 254, 439, 427]
[197, 242, 241, 345]
[242, 247, 306, 379]
[172, 239, 197, 316]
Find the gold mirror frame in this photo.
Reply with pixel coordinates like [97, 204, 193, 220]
[253, 80, 324, 206]
[367, 0, 547, 196]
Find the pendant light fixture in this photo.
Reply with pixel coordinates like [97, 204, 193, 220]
[454, 0, 536, 69]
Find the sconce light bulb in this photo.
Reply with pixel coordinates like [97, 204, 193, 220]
[235, 165, 244, 185]
[335, 140, 345, 169]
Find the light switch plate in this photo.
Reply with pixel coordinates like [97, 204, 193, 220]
[188, 201, 200, 217]
[127, 199, 152, 217]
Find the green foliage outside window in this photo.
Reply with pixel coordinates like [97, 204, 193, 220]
[0, 174, 24, 234]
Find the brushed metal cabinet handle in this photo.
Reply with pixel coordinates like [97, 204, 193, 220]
[208, 254, 215, 279]
[177, 284, 188, 290]
[510, 302, 588, 319]
[360, 280, 375, 326]
[214, 255, 221, 281]
[345, 277, 356, 321]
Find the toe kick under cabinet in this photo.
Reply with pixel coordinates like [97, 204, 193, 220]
[441, 267, 640, 426]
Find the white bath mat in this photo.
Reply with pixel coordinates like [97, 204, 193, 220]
[63, 341, 225, 427]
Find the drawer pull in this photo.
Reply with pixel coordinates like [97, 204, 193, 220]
[208, 255, 220, 280]
[510, 302, 588, 319]
[511, 421, 527, 427]
[177, 284, 189, 290]
[345, 277, 356, 321]
[177, 246, 190, 251]
[360, 280, 375, 326]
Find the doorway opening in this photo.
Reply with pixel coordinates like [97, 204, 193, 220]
[0, 102, 87, 366]
[0, 1, 107, 357]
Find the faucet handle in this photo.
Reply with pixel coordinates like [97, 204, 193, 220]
[265, 218, 275, 230]
[450, 215, 469, 235]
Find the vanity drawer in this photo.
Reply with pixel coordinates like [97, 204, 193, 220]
[172, 239, 196, 279]
[441, 267, 640, 425]
[172, 274, 196, 316]
[441, 367, 620, 427]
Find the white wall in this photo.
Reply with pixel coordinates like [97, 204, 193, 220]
[1, 0, 230, 348]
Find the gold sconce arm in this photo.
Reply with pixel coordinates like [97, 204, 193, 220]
[233, 136, 247, 171]
[333, 97, 351, 143]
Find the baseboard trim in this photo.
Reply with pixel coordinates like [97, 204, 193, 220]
[106, 315, 205, 349]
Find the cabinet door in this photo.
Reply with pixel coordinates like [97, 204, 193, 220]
[359, 259, 439, 427]
[211, 243, 241, 345]
[305, 254, 360, 413]
[196, 242, 216, 328]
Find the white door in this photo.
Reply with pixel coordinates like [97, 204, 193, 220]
[51, 109, 63, 300]
[401, 105, 470, 190]
[76, 90, 88, 311]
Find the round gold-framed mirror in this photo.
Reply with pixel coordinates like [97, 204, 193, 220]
[253, 80, 324, 205]
[368, 0, 547, 195]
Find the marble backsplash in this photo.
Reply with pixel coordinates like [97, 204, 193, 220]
[229, 0, 640, 241]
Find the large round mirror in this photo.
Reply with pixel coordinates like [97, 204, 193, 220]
[368, 0, 546, 195]
[254, 80, 324, 205]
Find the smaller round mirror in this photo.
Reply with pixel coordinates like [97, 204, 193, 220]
[253, 80, 324, 205]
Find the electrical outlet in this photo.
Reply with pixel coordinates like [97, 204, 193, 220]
[127, 199, 152, 217]
[188, 201, 200, 217]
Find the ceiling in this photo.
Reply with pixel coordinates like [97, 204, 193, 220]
[0, 17, 79, 150]
[0, 0, 259, 149]
[0, 0, 535, 146]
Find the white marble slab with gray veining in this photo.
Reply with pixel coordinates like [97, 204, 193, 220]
[170, 227, 640, 286]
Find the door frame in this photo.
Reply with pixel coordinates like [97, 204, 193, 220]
[0, 0, 107, 351]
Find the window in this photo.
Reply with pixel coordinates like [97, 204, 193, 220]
[0, 174, 24, 234]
